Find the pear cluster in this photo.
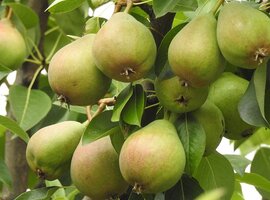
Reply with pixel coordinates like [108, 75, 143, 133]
[25, 2, 270, 200]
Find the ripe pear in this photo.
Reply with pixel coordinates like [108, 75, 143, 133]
[48, 34, 111, 106]
[168, 13, 224, 88]
[26, 121, 85, 180]
[92, 12, 157, 82]
[155, 75, 209, 113]
[208, 72, 254, 140]
[119, 119, 186, 194]
[217, 2, 270, 69]
[0, 19, 27, 70]
[191, 100, 225, 155]
[70, 136, 128, 200]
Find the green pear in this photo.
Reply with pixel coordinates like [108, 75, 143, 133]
[155, 75, 209, 113]
[48, 34, 111, 106]
[70, 136, 128, 200]
[92, 12, 157, 82]
[208, 72, 255, 140]
[191, 100, 225, 155]
[26, 121, 85, 180]
[168, 13, 224, 88]
[217, 2, 270, 69]
[119, 119, 186, 194]
[0, 19, 27, 70]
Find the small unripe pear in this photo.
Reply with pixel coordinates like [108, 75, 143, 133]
[0, 19, 27, 70]
[26, 121, 85, 180]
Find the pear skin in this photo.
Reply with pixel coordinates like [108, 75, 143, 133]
[119, 119, 186, 194]
[217, 2, 270, 69]
[26, 121, 85, 180]
[155, 76, 209, 113]
[208, 72, 255, 140]
[48, 34, 111, 106]
[70, 136, 128, 200]
[191, 100, 225, 155]
[0, 19, 27, 70]
[168, 13, 224, 88]
[92, 12, 157, 82]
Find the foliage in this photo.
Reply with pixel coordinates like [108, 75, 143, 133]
[0, 0, 270, 199]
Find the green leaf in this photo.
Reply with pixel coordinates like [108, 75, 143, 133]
[265, 61, 270, 122]
[254, 64, 268, 123]
[195, 188, 226, 200]
[238, 76, 269, 127]
[82, 111, 119, 144]
[224, 155, 251, 176]
[112, 84, 133, 122]
[165, 174, 204, 199]
[128, 192, 144, 200]
[175, 113, 206, 175]
[46, 0, 85, 13]
[155, 23, 186, 76]
[153, 0, 179, 18]
[0, 159, 12, 188]
[0, 64, 12, 81]
[251, 147, 270, 198]
[110, 128, 125, 154]
[0, 115, 29, 143]
[5, 3, 39, 29]
[85, 17, 106, 34]
[235, 173, 270, 193]
[236, 127, 270, 155]
[9, 85, 52, 131]
[14, 186, 60, 200]
[122, 84, 145, 127]
[154, 193, 165, 200]
[194, 152, 235, 200]
[171, 0, 198, 12]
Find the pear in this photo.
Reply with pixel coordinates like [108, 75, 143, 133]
[0, 19, 27, 70]
[92, 12, 157, 82]
[168, 13, 224, 88]
[119, 119, 186, 194]
[191, 100, 225, 155]
[155, 75, 209, 113]
[208, 72, 255, 140]
[48, 34, 111, 106]
[70, 136, 128, 200]
[217, 2, 270, 69]
[26, 121, 85, 180]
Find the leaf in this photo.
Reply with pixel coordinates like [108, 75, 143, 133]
[236, 127, 270, 155]
[82, 110, 119, 144]
[0, 64, 12, 81]
[0, 159, 12, 188]
[251, 147, 270, 198]
[85, 17, 106, 34]
[175, 113, 206, 175]
[238, 76, 269, 128]
[14, 186, 60, 200]
[0, 115, 29, 143]
[165, 174, 204, 200]
[122, 84, 145, 126]
[235, 173, 270, 193]
[112, 84, 133, 122]
[5, 3, 39, 29]
[194, 152, 235, 200]
[153, 0, 179, 18]
[195, 188, 226, 200]
[171, 0, 198, 12]
[110, 128, 125, 154]
[128, 192, 144, 200]
[46, 0, 85, 13]
[154, 193, 165, 200]
[155, 24, 186, 76]
[265, 60, 270, 122]
[254, 64, 268, 123]
[9, 85, 52, 131]
[224, 155, 251, 176]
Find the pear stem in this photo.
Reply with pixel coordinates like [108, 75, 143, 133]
[5, 6, 13, 19]
[210, 0, 225, 15]
[124, 0, 133, 13]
